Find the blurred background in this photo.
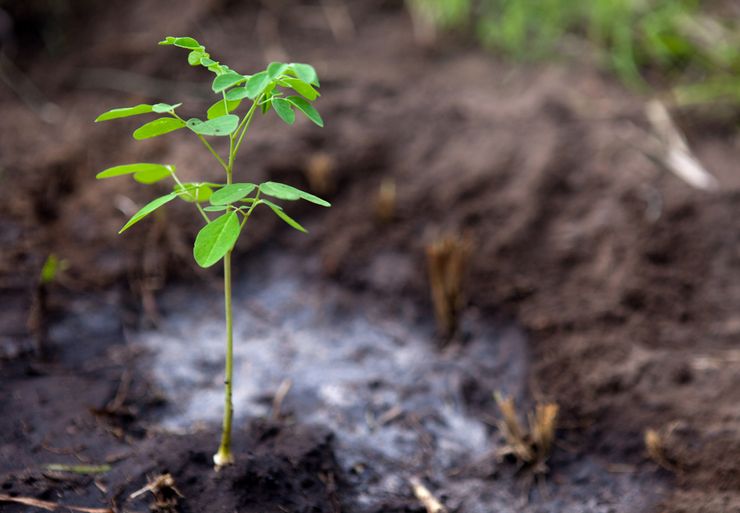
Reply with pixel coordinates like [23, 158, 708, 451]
[1, 1, 739, 512]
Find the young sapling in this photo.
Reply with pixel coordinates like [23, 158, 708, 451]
[95, 36, 330, 469]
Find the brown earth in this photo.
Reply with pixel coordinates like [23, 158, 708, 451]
[1, 0, 739, 512]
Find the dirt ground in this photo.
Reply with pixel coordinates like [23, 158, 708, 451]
[1, 0, 739, 512]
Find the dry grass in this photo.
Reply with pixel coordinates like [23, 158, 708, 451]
[494, 392, 559, 472]
[129, 473, 184, 512]
[644, 426, 681, 472]
[425, 233, 473, 340]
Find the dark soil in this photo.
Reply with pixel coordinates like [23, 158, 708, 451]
[1, 0, 739, 512]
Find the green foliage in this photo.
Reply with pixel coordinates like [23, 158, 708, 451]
[118, 192, 179, 233]
[95, 35, 329, 263]
[408, 0, 740, 102]
[95, 36, 330, 468]
[40, 254, 66, 285]
[193, 211, 241, 268]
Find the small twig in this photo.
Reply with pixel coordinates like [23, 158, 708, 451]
[271, 378, 293, 420]
[129, 474, 183, 501]
[644, 99, 718, 191]
[0, 494, 112, 513]
[108, 369, 132, 412]
[409, 476, 447, 513]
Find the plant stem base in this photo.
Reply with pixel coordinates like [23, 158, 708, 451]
[213, 448, 235, 470]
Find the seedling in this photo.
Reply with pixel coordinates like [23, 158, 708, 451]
[94, 36, 330, 469]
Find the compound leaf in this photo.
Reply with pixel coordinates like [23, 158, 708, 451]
[152, 102, 182, 113]
[186, 114, 239, 136]
[95, 104, 152, 122]
[133, 117, 186, 139]
[175, 183, 214, 202]
[281, 77, 319, 100]
[207, 98, 241, 119]
[96, 163, 173, 181]
[261, 199, 307, 232]
[210, 183, 257, 205]
[272, 98, 295, 125]
[259, 181, 330, 206]
[225, 87, 251, 101]
[267, 62, 288, 79]
[286, 96, 323, 127]
[291, 63, 319, 86]
[246, 71, 271, 99]
[193, 211, 240, 268]
[119, 193, 178, 234]
[212, 71, 247, 93]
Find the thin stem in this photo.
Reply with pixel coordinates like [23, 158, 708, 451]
[195, 202, 210, 224]
[214, 250, 235, 468]
[198, 134, 229, 172]
[212, 97, 261, 469]
[233, 97, 261, 157]
[170, 111, 229, 172]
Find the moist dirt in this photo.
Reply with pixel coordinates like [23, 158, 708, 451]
[1, 0, 739, 512]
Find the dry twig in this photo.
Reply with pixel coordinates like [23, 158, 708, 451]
[0, 494, 111, 513]
[409, 476, 447, 513]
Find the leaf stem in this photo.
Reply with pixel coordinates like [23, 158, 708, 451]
[198, 134, 229, 172]
[233, 96, 261, 157]
[170, 111, 229, 172]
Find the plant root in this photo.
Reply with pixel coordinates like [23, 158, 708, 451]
[494, 392, 559, 473]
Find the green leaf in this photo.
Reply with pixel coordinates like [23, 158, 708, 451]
[152, 102, 182, 113]
[193, 212, 241, 268]
[291, 63, 319, 86]
[203, 205, 229, 212]
[95, 104, 152, 122]
[171, 36, 201, 49]
[261, 199, 307, 233]
[159, 36, 177, 45]
[272, 98, 295, 124]
[210, 183, 257, 205]
[212, 71, 247, 93]
[186, 115, 239, 136]
[286, 96, 323, 127]
[133, 117, 186, 140]
[188, 50, 203, 65]
[119, 193, 178, 234]
[225, 87, 251, 101]
[96, 163, 173, 182]
[259, 181, 330, 206]
[281, 77, 319, 100]
[267, 62, 288, 79]
[207, 98, 241, 119]
[261, 97, 272, 114]
[134, 167, 172, 184]
[175, 183, 213, 202]
[246, 71, 271, 99]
